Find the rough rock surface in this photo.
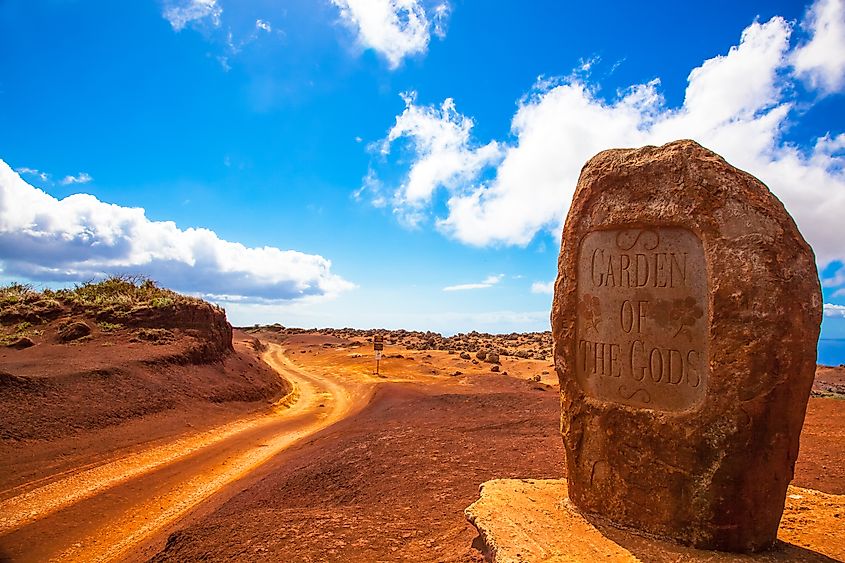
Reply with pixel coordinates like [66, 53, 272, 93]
[551, 140, 822, 551]
[7, 336, 34, 349]
[103, 301, 233, 360]
[58, 321, 91, 342]
[465, 479, 845, 562]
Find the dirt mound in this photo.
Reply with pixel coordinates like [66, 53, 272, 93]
[0, 339, 285, 444]
[1, 278, 233, 361]
[0, 279, 277, 448]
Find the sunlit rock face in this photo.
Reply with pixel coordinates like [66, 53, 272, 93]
[552, 140, 822, 552]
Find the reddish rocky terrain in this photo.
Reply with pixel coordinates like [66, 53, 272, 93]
[150, 330, 845, 562]
[2, 299, 843, 561]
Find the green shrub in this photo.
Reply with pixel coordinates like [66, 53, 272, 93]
[0, 317, 40, 345]
[2, 275, 203, 323]
[0, 283, 35, 305]
[149, 296, 174, 308]
[60, 275, 196, 311]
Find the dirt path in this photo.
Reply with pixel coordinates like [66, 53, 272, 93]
[0, 343, 371, 562]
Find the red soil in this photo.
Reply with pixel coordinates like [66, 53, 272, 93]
[150, 340, 845, 562]
[2, 326, 842, 562]
[151, 376, 563, 562]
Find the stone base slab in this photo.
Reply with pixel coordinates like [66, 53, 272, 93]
[465, 479, 845, 562]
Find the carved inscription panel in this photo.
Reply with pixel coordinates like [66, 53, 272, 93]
[575, 227, 708, 411]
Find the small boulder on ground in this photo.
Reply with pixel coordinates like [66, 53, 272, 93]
[486, 352, 500, 364]
[460, 352, 471, 360]
[7, 336, 35, 349]
[134, 328, 175, 344]
[490, 365, 500, 373]
[59, 321, 92, 342]
[476, 350, 488, 361]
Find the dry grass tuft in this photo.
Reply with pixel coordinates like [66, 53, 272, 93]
[0, 275, 219, 326]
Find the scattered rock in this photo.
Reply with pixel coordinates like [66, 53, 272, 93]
[7, 336, 35, 349]
[134, 328, 175, 344]
[452, 371, 462, 376]
[490, 365, 500, 373]
[486, 352, 500, 365]
[59, 321, 92, 342]
[476, 350, 488, 361]
[460, 352, 471, 360]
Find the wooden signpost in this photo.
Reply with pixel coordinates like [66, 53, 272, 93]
[373, 334, 384, 375]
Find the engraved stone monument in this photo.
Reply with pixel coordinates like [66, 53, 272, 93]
[551, 140, 822, 552]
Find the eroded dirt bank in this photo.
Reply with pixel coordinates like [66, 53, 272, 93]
[0, 329, 288, 494]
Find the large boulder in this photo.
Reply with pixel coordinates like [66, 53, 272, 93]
[552, 140, 822, 552]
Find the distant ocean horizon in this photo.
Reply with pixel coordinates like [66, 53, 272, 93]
[818, 339, 845, 366]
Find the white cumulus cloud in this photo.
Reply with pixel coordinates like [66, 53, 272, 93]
[60, 172, 93, 185]
[431, 2, 449, 39]
[331, 0, 449, 68]
[443, 273, 503, 292]
[377, 93, 502, 226]
[15, 167, 49, 182]
[792, 0, 845, 94]
[367, 3, 845, 275]
[0, 160, 353, 302]
[825, 303, 845, 317]
[530, 280, 554, 294]
[162, 0, 222, 31]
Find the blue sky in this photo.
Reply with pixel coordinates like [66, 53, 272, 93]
[1, 0, 844, 357]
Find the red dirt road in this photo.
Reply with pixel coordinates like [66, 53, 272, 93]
[0, 343, 371, 562]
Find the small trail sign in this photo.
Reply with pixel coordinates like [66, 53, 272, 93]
[373, 334, 384, 374]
